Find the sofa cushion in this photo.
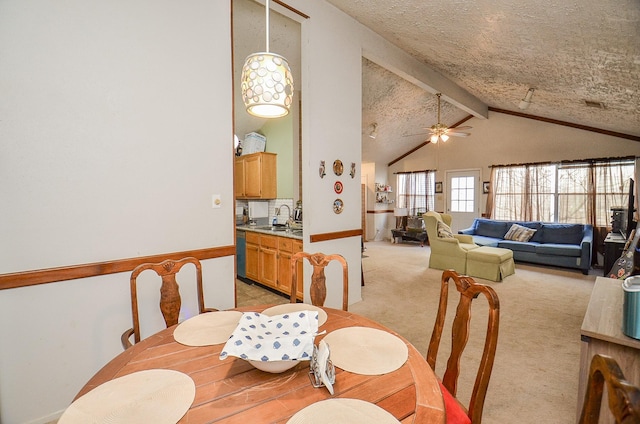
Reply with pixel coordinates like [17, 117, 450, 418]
[504, 223, 537, 242]
[540, 224, 584, 245]
[498, 240, 539, 253]
[535, 243, 581, 257]
[438, 221, 454, 238]
[473, 235, 501, 247]
[475, 220, 509, 238]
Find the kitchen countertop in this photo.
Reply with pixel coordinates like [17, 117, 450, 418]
[236, 225, 303, 240]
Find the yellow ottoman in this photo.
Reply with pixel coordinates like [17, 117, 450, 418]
[466, 246, 515, 282]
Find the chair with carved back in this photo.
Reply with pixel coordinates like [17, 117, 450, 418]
[427, 270, 500, 424]
[578, 354, 640, 423]
[289, 252, 349, 311]
[121, 257, 216, 349]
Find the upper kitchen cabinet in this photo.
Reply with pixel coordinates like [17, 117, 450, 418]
[235, 152, 277, 199]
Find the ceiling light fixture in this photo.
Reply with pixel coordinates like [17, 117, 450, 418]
[241, 0, 294, 118]
[430, 94, 450, 144]
[518, 88, 535, 110]
[426, 93, 472, 144]
[369, 123, 378, 139]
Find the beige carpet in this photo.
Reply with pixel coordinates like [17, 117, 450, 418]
[237, 241, 597, 423]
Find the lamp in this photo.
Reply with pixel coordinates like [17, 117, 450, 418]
[369, 123, 378, 139]
[241, 0, 294, 118]
[394, 207, 408, 230]
[518, 88, 535, 110]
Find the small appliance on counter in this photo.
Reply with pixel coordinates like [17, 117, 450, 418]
[622, 275, 640, 340]
[293, 200, 302, 223]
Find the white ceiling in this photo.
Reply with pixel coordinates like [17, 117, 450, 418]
[326, 0, 640, 164]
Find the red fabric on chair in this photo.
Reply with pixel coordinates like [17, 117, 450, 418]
[439, 380, 472, 424]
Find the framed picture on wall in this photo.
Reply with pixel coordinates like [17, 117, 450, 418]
[435, 182, 443, 193]
[483, 181, 490, 193]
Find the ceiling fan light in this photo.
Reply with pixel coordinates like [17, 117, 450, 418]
[430, 134, 438, 143]
[440, 134, 449, 142]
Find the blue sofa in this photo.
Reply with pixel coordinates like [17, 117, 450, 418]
[459, 219, 593, 274]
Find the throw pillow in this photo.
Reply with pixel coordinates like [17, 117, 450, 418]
[437, 221, 454, 238]
[504, 223, 537, 242]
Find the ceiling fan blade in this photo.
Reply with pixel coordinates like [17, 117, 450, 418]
[402, 132, 429, 137]
[447, 131, 471, 137]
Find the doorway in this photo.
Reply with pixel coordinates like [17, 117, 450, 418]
[445, 169, 481, 232]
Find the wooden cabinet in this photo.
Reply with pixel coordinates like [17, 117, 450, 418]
[259, 234, 278, 289]
[277, 238, 303, 299]
[235, 152, 277, 199]
[294, 240, 303, 300]
[244, 231, 303, 299]
[245, 232, 260, 281]
[578, 277, 640, 423]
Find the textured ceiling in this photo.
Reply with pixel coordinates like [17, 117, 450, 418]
[327, 0, 640, 164]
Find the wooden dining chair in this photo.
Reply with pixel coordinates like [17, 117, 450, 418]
[578, 354, 640, 424]
[289, 252, 349, 311]
[121, 257, 216, 349]
[427, 269, 500, 424]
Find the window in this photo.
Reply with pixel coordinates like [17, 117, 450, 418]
[450, 176, 475, 212]
[396, 171, 436, 216]
[491, 158, 635, 226]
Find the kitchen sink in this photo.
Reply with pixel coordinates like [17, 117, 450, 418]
[253, 225, 302, 236]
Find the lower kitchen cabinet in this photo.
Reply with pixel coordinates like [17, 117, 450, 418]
[259, 234, 278, 289]
[244, 231, 302, 298]
[246, 232, 260, 281]
[277, 238, 303, 299]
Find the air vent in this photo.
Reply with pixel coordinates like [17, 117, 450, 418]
[584, 100, 606, 109]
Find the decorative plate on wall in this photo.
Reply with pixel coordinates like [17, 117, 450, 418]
[333, 160, 343, 176]
[334, 181, 343, 194]
[333, 198, 344, 214]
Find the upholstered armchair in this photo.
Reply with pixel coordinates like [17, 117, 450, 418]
[423, 211, 478, 274]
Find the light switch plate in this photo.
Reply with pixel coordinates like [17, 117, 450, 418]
[212, 194, 221, 208]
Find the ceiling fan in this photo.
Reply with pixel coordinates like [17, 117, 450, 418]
[406, 93, 472, 143]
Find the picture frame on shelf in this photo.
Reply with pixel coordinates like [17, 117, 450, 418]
[483, 181, 490, 193]
[435, 182, 443, 193]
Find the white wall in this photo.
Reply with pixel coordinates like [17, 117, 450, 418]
[291, 0, 364, 308]
[0, 1, 235, 423]
[390, 111, 640, 214]
[0, 0, 431, 421]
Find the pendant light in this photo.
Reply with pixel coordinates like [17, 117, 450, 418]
[240, 0, 294, 118]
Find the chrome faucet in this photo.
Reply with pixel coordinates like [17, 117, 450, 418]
[277, 204, 292, 227]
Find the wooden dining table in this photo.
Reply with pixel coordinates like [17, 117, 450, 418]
[75, 305, 445, 423]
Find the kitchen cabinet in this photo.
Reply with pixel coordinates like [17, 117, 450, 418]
[235, 152, 277, 199]
[243, 230, 302, 298]
[294, 240, 303, 300]
[259, 234, 278, 288]
[245, 232, 260, 281]
[277, 237, 303, 299]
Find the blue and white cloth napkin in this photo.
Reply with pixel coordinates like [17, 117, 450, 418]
[220, 311, 319, 362]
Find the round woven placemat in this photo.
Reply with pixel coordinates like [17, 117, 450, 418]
[287, 398, 400, 424]
[321, 326, 408, 375]
[58, 369, 195, 424]
[173, 311, 243, 346]
[262, 303, 328, 326]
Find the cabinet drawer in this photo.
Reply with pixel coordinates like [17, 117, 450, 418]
[246, 231, 260, 244]
[260, 234, 278, 249]
[278, 237, 293, 252]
